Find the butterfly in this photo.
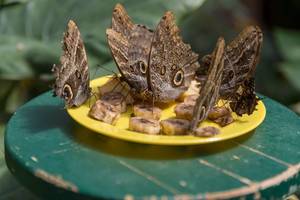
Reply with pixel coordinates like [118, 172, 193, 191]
[196, 26, 263, 116]
[52, 20, 91, 108]
[190, 37, 225, 131]
[106, 4, 199, 103]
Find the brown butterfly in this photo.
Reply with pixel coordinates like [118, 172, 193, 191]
[190, 37, 225, 131]
[52, 20, 91, 108]
[196, 26, 263, 116]
[106, 4, 199, 103]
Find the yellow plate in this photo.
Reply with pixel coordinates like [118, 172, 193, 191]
[67, 76, 266, 145]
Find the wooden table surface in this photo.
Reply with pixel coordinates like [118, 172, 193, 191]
[4, 92, 300, 200]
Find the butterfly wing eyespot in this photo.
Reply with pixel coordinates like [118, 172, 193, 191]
[199, 106, 206, 121]
[173, 69, 184, 86]
[62, 84, 73, 101]
[160, 66, 166, 75]
[75, 70, 81, 79]
[129, 65, 134, 72]
[138, 61, 147, 74]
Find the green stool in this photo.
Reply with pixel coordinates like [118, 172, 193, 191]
[4, 92, 300, 199]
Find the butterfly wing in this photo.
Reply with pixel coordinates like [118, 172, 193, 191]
[221, 25, 263, 99]
[106, 4, 152, 95]
[229, 77, 259, 116]
[190, 37, 225, 131]
[126, 25, 153, 93]
[111, 3, 134, 38]
[52, 20, 90, 107]
[148, 11, 199, 102]
[195, 26, 263, 116]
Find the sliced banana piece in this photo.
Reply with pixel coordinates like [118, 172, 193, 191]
[174, 103, 194, 120]
[184, 94, 199, 105]
[212, 114, 234, 127]
[89, 100, 120, 125]
[194, 126, 220, 137]
[178, 80, 200, 101]
[160, 119, 190, 135]
[98, 76, 134, 104]
[129, 117, 160, 135]
[208, 106, 234, 127]
[100, 92, 126, 113]
[133, 104, 162, 120]
[208, 106, 230, 119]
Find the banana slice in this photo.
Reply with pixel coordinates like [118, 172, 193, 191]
[184, 94, 199, 105]
[208, 106, 230, 119]
[212, 115, 234, 127]
[98, 76, 134, 104]
[178, 80, 200, 101]
[194, 126, 220, 137]
[160, 119, 190, 135]
[133, 104, 162, 120]
[208, 106, 234, 127]
[174, 103, 194, 120]
[129, 117, 160, 135]
[89, 100, 120, 125]
[101, 92, 126, 113]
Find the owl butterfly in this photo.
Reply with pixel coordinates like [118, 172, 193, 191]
[106, 4, 199, 103]
[52, 20, 91, 108]
[190, 37, 225, 131]
[196, 26, 263, 116]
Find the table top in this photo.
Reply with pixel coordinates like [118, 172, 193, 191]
[4, 91, 300, 199]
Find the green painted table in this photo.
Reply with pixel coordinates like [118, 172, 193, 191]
[4, 92, 300, 199]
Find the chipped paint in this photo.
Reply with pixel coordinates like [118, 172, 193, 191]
[174, 194, 194, 200]
[34, 169, 78, 192]
[140, 163, 300, 199]
[160, 195, 169, 200]
[124, 194, 134, 200]
[30, 156, 38, 162]
[233, 142, 291, 167]
[179, 180, 187, 187]
[204, 163, 300, 199]
[199, 159, 253, 185]
[284, 194, 300, 200]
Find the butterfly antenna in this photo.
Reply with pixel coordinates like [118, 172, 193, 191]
[151, 92, 155, 116]
[96, 64, 118, 76]
[88, 91, 98, 108]
[91, 66, 101, 80]
[122, 89, 131, 105]
[109, 77, 123, 93]
[119, 81, 127, 94]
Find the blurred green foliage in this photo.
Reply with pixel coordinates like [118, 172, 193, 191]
[0, 0, 299, 123]
[275, 29, 300, 91]
[0, 0, 205, 119]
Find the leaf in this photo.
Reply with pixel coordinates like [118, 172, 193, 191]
[0, 35, 60, 79]
[0, 0, 206, 76]
[0, 36, 35, 80]
[274, 28, 300, 62]
[274, 28, 300, 93]
[0, 123, 4, 154]
[279, 62, 300, 91]
[0, 0, 206, 114]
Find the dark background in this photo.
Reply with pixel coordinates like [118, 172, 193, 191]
[0, 0, 300, 198]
